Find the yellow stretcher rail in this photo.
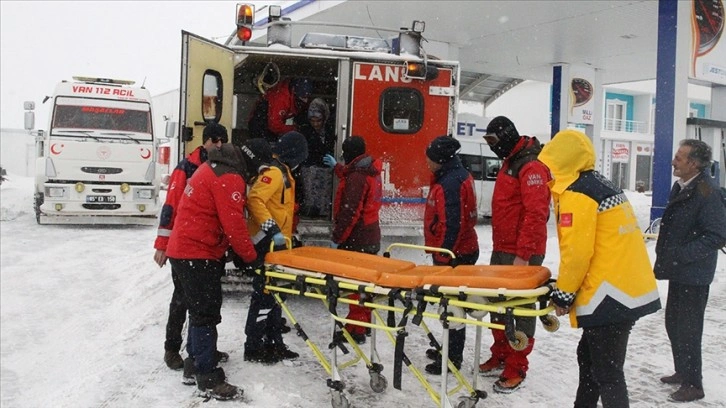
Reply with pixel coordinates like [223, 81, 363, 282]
[252, 244, 558, 408]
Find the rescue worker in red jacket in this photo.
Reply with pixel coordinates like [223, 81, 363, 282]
[478, 116, 551, 393]
[242, 132, 308, 364]
[423, 135, 479, 375]
[153, 123, 227, 370]
[323, 136, 383, 343]
[166, 142, 260, 401]
[248, 78, 313, 145]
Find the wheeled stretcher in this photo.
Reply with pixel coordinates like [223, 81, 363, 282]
[259, 243, 558, 408]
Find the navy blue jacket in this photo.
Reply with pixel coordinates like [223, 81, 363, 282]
[654, 170, 726, 285]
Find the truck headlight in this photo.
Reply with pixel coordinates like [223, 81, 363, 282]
[47, 187, 66, 197]
[120, 183, 130, 193]
[75, 182, 85, 193]
[136, 189, 153, 199]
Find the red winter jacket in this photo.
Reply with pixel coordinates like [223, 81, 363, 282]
[490, 136, 551, 261]
[166, 147, 257, 263]
[424, 157, 479, 264]
[331, 155, 382, 246]
[153, 146, 206, 251]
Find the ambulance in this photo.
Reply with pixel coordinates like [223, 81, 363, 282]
[176, 4, 460, 244]
[25, 77, 160, 225]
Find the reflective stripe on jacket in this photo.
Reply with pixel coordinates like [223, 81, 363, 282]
[539, 129, 660, 328]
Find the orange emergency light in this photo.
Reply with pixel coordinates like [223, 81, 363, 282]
[236, 4, 254, 42]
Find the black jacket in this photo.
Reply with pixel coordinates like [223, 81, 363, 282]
[654, 170, 726, 285]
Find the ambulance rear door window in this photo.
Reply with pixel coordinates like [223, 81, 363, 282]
[380, 88, 422, 134]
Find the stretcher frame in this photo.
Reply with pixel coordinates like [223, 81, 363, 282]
[258, 243, 558, 408]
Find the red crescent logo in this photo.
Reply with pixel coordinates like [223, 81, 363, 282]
[50, 143, 63, 155]
[140, 148, 151, 159]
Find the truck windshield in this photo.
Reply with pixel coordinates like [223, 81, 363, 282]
[51, 97, 152, 141]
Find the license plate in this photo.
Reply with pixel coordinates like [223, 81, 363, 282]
[86, 195, 116, 203]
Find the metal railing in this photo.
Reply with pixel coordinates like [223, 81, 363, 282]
[603, 118, 649, 133]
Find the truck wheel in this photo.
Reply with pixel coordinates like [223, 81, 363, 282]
[34, 193, 44, 225]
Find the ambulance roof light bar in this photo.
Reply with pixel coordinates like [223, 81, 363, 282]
[72, 76, 135, 86]
[236, 3, 254, 43]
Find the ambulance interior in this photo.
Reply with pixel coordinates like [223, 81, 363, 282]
[231, 54, 340, 231]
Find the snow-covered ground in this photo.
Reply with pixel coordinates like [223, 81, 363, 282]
[1, 172, 724, 408]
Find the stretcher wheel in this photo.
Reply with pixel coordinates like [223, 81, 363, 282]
[541, 314, 560, 332]
[369, 372, 388, 393]
[508, 331, 529, 351]
[457, 400, 477, 408]
[331, 392, 350, 408]
[465, 296, 489, 319]
[438, 305, 465, 329]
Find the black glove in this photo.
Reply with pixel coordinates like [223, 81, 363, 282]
[228, 249, 245, 270]
[244, 257, 265, 276]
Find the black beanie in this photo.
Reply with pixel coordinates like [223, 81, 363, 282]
[485, 116, 520, 159]
[426, 136, 461, 164]
[342, 136, 366, 164]
[274, 131, 308, 169]
[241, 138, 272, 173]
[202, 122, 228, 143]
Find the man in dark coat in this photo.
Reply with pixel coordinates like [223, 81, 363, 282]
[654, 139, 726, 402]
[422, 135, 479, 375]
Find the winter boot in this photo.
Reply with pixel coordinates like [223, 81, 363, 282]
[493, 375, 525, 394]
[478, 357, 504, 377]
[215, 350, 229, 364]
[267, 343, 299, 360]
[182, 357, 196, 385]
[164, 350, 184, 370]
[426, 348, 439, 360]
[196, 367, 241, 401]
[425, 358, 461, 375]
[244, 347, 282, 365]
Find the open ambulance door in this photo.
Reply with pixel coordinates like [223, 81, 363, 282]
[349, 61, 456, 229]
[179, 31, 235, 160]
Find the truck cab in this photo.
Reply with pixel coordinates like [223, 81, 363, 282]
[26, 77, 160, 225]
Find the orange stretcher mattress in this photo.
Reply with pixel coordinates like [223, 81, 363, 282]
[265, 246, 416, 283]
[266, 247, 551, 290]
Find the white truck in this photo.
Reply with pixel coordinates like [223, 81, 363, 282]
[24, 76, 160, 225]
[454, 113, 501, 218]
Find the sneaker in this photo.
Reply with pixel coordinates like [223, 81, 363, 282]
[424, 359, 461, 375]
[425, 348, 439, 360]
[493, 376, 524, 394]
[244, 348, 282, 365]
[267, 343, 299, 360]
[164, 350, 184, 370]
[479, 357, 504, 377]
[660, 373, 683, 384]
[669, 384, 705, 402]
[215, 351, 229, 364]
[196, 367, 241, 401]
[182, 357, 196, 385]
